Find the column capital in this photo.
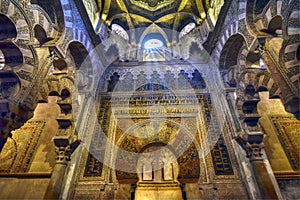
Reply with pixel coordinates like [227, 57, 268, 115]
[53, 136, 80, 164]
[235, 131, 264, 161]
[246, 142, 264, 161]
[55, 146, 71, 165]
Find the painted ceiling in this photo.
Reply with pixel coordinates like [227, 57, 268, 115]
[97, 0, 209, 31]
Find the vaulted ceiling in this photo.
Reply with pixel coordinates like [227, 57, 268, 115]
[98, 0, 209, 32]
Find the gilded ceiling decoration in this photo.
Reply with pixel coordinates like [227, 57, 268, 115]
[97, 0, 210, 33]
[130, 0, 175, 11]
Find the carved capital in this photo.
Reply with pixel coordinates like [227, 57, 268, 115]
[257, 44, 266, 55]
[55, 146, 71, 165]
[246, 142, 264, 161]
[236, 130, 264, 161]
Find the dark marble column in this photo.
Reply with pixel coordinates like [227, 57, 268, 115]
[44, 144, 70, 199]
[237, 132, 279, 199]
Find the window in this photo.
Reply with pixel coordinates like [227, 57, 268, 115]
[179, 22, 196, 39]
[111, 24, 129, 41]
[143, 39, 164, 49]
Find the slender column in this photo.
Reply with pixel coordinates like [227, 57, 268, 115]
[44, 90, 79, 199]
[237, 132, 279, 199]
[44, 145, 70, 199]
[245, 138, 278, 199]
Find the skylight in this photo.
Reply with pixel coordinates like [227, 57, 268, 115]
[144, 39, 164, 49]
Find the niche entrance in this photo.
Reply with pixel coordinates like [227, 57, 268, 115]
[135, 144, 182, 200]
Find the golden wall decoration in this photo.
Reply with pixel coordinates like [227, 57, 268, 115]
[270, 115, 300, 170]
[82, 93, 234, 182]
[0, 120, 45, 173]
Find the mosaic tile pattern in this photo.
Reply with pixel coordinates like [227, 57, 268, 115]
[84, 93, 234, 179]
[0, 120, 45, 173]
[271, 116, 300, 170]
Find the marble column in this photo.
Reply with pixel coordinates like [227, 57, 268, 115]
[247, 143, 278, 199]
[238, 132, 279, 199]
[44, 145, 70, 199]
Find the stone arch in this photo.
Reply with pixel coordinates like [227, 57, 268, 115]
[0, 42, 23, 68]
[280, 38, 300, 88]
[68, 41, 90, 69]
[282, 0, 300, 37]
[0, 3, 39, 77]
[252, 0, 283, 34]
[113, 119, 202, 184]
[33, 24, 53, 45]
[0, 70, 21, 99]
[49, 91, 60, 97]
[245, 0, 271, 34]
[255, 71, 280, 97]
[0, 14, 17, 41]
[219, 34, 246, 70]
[65, 41, 94, 91]
[267, 15, 283, 35]
[110, 23, 130, 41]
[245, 51, 261, 69]
[30, 0, 65, 31]
[138, 24, 170, 48]
[29, 4, 58, 40]
[219, 34, 247, 87]
[38, 73, 75, 104]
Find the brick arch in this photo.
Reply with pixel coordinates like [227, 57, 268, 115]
[282, 0, 300, 37]
[30, 0, 65, 31]
[254, 1, 283, 33]
[214, 22, 246, 66]
[0, 1, 38, 141]
[38, 75, 75, 103]
[280, 38, 300, 79]
[29, 4, 58, 40]
[219, 33, 247, 69]
[256, 71, 281, 96]
[218, 33, 248, 88]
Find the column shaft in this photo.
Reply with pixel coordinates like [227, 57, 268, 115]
[251, 160, 278, 199]
[44, 163, 67, 199]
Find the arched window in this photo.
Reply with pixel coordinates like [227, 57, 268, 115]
[179, 22, 196, 39]
[111, 24, 129, 41]
[144, 39, 164, 49]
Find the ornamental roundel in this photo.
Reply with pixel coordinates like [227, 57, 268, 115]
[130, 0, 175, 11]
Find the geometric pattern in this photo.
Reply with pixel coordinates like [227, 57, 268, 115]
[0, 120, 45, 173]
[270, 116, 300, 170]
[83, 93, 234, 179]
[211, 135, 234, 175]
